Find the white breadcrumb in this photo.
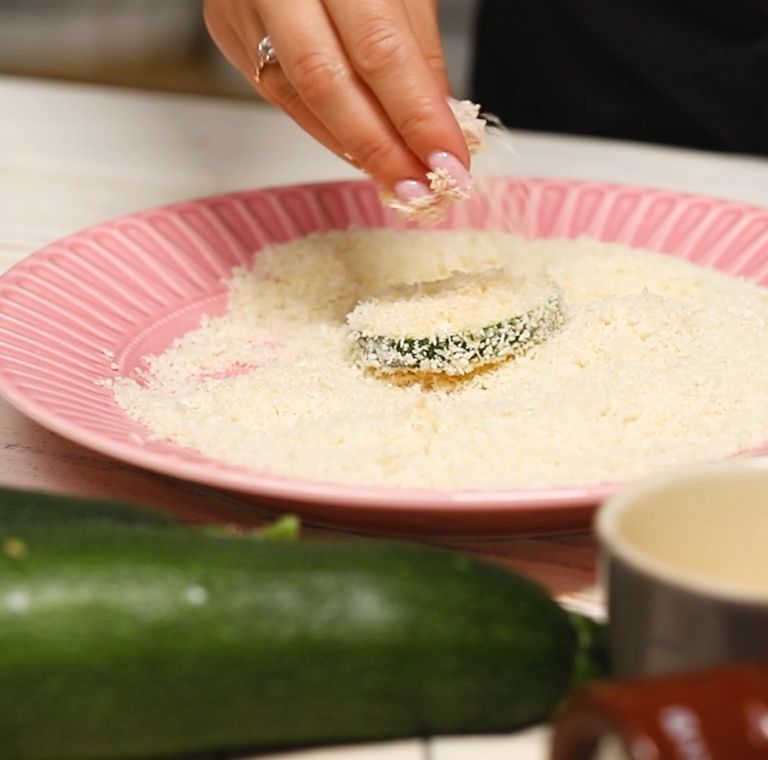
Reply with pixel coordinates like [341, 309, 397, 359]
[384, 98, 487, 223]
[385, 168, 472, 224]
[447, 98, 487, 153]
[110, 230, 768, 491]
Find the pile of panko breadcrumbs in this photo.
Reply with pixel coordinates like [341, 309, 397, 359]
[108, 229, 768, 490]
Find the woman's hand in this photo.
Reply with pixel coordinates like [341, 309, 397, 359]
[203, 0, 472, 204]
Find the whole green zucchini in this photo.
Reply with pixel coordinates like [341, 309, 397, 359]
[0, 498, 600, 759]
[0, 486, 180, 528]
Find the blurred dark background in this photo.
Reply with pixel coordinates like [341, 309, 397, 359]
[0, 0, 479, 98]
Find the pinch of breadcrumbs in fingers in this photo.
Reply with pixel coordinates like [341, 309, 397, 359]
[383, 99, 488, 223]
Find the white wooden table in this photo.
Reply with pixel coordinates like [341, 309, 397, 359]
[1, 74, 767, 760]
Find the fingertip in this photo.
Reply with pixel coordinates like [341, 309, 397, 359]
[393, 179, 431, 202]
[421, 95, 474, 170]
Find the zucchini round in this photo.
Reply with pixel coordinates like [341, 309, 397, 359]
[348, 270, 565, 375]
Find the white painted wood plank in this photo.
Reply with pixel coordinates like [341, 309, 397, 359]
[249, 739, 427, 760]
[429, 728, 551, 760]
[0, 75, 356, 189]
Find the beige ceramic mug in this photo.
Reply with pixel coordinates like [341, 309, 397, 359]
[596, 459, 768, 678]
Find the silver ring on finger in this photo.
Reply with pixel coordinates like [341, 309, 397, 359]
[253, 35, 278, 84]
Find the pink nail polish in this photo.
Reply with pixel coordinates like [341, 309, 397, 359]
[427, 151, 472, 191]
[394, 179, 431, 202]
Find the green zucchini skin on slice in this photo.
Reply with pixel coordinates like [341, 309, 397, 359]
[0, 486, 181, 528]
[0, 529, 578, 759]
[354, 290, 565, 375]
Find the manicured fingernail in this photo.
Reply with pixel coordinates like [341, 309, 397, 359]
[427, 150, 472, 191]
[394, 179, 431, 202]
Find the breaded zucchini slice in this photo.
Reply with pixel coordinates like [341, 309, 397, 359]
[348, 270, 565, 376]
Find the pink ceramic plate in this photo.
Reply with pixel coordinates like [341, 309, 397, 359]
[1, 178, 767, 535]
